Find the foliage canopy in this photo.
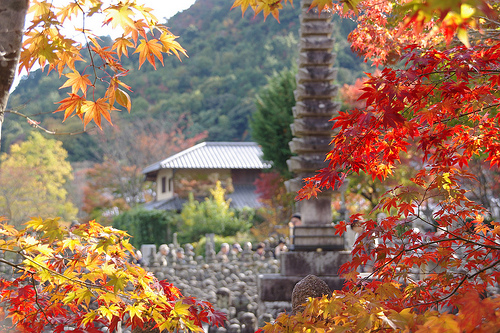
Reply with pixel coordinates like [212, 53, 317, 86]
[233, 0, 500, 331]
[0, 132, 77, 227]
[178, 181, 252, 244]
[250, 67, 296, 177]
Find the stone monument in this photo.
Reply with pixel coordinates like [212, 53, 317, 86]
[259, 0, 350, 311]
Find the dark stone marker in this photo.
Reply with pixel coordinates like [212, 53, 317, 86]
[291, 274, 332, 314]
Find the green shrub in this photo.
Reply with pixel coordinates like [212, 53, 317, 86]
[113, 208, 178, 248]
[178, 181, 252, 244]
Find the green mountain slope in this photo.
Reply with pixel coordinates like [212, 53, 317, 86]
[5, 0, 370, 162]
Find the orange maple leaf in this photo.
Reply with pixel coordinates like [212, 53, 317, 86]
[123, 19, 149, 44]
[60, 71, 92, 96]
[54, 93, 85, 122]
[231, 0, 258, 15]
[134, 39, 163, 69]
[115, 89, 131, 113]
[81, 98, 114, 129]
[296, 182, 322, 200]
[112, 37, 134, 59]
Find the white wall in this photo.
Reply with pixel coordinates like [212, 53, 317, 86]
[156, 168, 174, 201]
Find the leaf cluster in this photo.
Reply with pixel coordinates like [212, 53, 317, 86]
[0, 217, 225, 332]
[243, 0, 500, 331]
[21, 0, 187, 130]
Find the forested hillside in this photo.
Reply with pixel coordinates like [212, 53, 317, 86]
[5, 0, 369, 162]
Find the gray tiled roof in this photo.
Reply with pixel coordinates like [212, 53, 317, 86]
[143, 142, 271, 174]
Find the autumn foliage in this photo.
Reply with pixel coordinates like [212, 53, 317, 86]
[235, 0, 500, 331]
[0, 218, 224, 332]
[24, 0, 186, 129]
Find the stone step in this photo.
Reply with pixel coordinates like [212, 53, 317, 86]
[293, 100, 341, 117]
[297, 66, 337, 82]
[299, 21, 334, 36]
[289, 137, 332, 154]
[299, 36, 335, 51]
[291, 117, 333, 136]
[298, 51, 336, 66]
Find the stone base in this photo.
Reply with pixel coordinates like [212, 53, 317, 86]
[258, 274, 345, 302]
[280, 250, 351, 276]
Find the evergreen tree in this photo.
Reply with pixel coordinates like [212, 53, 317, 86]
[250, 67, 296, 176]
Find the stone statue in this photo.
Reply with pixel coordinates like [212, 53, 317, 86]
[216, 287, 232, 310]
[291, 275, 331, 314]
[240, 312, 257, 333]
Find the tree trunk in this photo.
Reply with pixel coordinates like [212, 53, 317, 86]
[0, 0, 29, 148]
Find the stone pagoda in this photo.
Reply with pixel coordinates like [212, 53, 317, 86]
[259, 0, 350, 310]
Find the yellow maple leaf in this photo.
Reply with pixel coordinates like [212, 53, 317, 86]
[60, 71, 92, 96]
[255, 0, 283, 22]
[104, 5, 135, 30]
[62, 237, 80, 252]
[159, 33, 188, 61]
[81, 98, 113, 129]
[134, 38, 164, 69]
[99, 292, 122, 306]
[34, 244, 54, 256]
[98, 304, 121, 321]
[126, 303, 146, 321]
[29, 0, 53, 17]
[81, 311, 97, 327]
[56, 2, 80, 24]
[131, 2, 158, 24]
[231, 0, 258, 15]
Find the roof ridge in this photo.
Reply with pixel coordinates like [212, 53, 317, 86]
[159, 141, 207, 168]
[143, 141, 270, 174]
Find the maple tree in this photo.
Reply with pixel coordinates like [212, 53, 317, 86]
[0, 218, 224, 332]
[235, 0, 500, 331]
[0, 0, 186, 145]
[252, 171, 294, 239]
[0, 1, 226, 331]
[0, 132, 77, 227]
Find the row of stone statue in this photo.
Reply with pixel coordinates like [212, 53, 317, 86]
[136, 234, 289, 268]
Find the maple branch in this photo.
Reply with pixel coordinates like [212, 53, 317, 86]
[417, 256, 500, 307]
[31, 274, 55, 329]
[21, 254, 103, 293]
[4, 109, 98, 135]
[0, 258, 24, 270]
[77, 2, 99, 91]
